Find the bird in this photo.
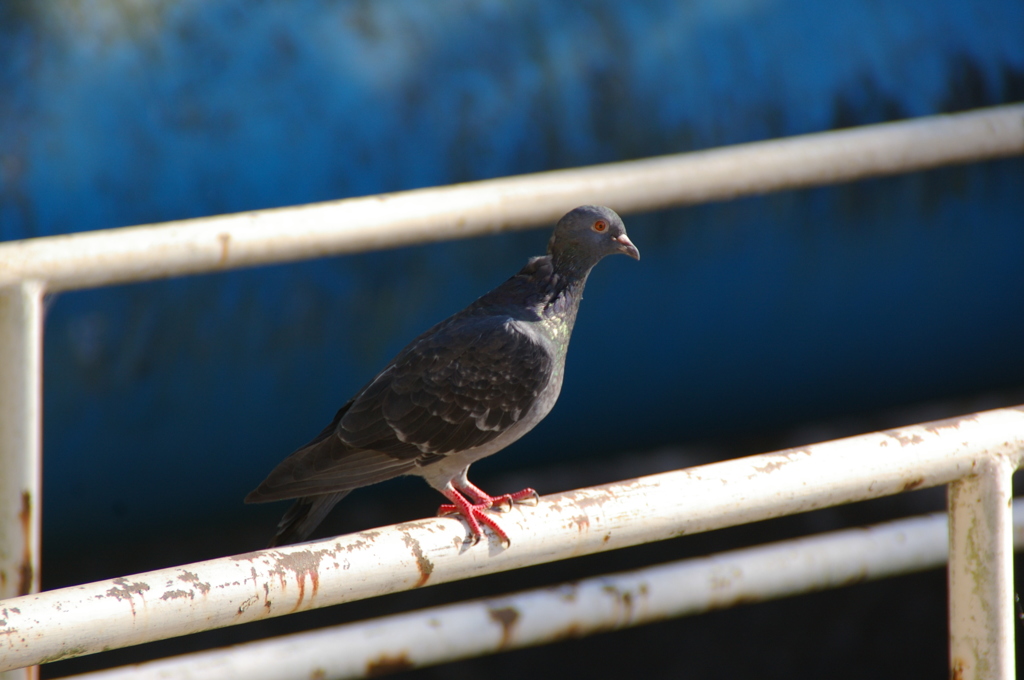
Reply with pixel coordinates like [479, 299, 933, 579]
[246, 205, 639, 548]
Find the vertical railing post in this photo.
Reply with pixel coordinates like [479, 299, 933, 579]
[0, 281, 44, 680]
[948, 456, 1017, 680]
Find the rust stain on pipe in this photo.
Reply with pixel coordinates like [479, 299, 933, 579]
[159, 590, 194, 601]
[888, 432, 925, 447]
[402, 533, 434, 588]
[365, 651, 413, 677]
[269, 548, 332, 612]
[488, 606, 519, 649]
[103, 578, 151, 617]
[572, 488, 618, 511]
[176, 570, 212, 596]
[550, 622, 584, 641]
[601, 584, 635, 624]
[17, 491, 33, 596]
[751, 457, 793, 476]
[216, 233, 231, 266]
[901, 477, 926, 492]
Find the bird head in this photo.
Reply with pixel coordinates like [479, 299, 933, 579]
[548, 205, 640, 268]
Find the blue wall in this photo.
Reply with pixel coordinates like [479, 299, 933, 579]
[0, 0, 1022, 542]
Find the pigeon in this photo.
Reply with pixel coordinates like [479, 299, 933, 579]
[246, 205, 639, 548]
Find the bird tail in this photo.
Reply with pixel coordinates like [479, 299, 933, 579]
[267, 491, 351, 548]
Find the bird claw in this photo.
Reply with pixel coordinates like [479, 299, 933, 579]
[438, 484, 540, 548]
[489, 496, 514, 513]
[462, 519, 509, 549]
[437, 500, 511, 547]
[486, 487, 540, 512]
[510, 488, 540, 506]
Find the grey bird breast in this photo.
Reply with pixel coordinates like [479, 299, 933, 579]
[405, 317, 566, 489]
[345, 314, 559, 459]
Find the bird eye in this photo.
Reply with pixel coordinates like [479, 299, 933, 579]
[593, 220, 608, 232]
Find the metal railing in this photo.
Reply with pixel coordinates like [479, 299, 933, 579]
[1, 103, 1023, 679]
[63, 498, 1024, 680]
[2, 406, 1024, 679]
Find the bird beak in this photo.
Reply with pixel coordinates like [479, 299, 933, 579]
[613, 234, 640, 260]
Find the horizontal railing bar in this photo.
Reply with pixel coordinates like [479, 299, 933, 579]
[1, 405, 1022, 672]
[1, 104, 1022, 293]
[66, 499, 1024, 680]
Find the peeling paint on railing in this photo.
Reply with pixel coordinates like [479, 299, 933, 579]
[66, 501, 1024, 680]
[1, 406, 1023, 673]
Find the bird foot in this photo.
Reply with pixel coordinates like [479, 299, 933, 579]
[438, 500, 512, 547]
[437, 487, 539, 547]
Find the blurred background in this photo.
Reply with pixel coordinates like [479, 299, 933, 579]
[1, 0, 1023, 677]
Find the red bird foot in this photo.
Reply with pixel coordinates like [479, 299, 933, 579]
[438, 484, 539, 547]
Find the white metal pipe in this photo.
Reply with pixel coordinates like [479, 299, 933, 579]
[948, 456, 1017, 679]
[0, 104, 1020, 293]
[0, 283, 43, 598]
[65, 499, 1024, 680]
[0, 282, 44, 680]
[1, 406, 1023, 673]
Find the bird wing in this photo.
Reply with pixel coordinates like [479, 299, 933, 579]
[246, 314, 554, 502]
